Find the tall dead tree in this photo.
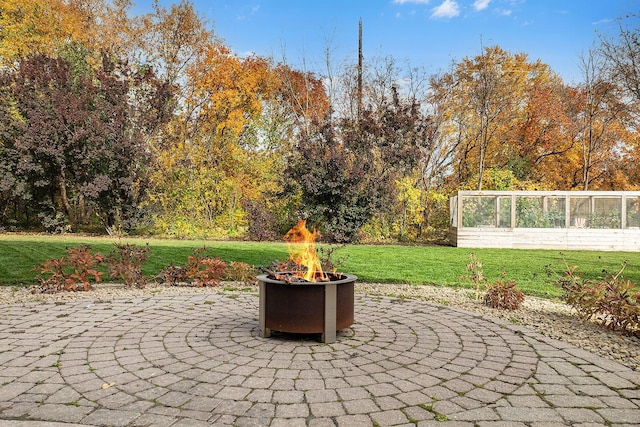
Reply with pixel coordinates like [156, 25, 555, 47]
[357, 18, 363, 119]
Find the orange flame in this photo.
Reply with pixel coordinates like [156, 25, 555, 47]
[283, 220, 327, 282]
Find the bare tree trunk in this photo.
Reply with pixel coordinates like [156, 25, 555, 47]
[582, 118, 592, 190]
[58, 168, 74, 227]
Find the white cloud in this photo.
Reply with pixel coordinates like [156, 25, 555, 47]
[473, 0, 490, 11]
[393, 0, 431, 4]
[431, 0, 460, 18]
[593, 18, 614, 25]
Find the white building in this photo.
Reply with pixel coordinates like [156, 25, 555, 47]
[449, 191, 640, 251]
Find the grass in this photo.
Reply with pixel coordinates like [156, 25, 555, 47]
[2, 233, 640, 299]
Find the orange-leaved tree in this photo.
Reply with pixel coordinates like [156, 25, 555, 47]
[0, 0, 92, 65]
[148, 39, 286, 236]
[439, 46, 550, 190]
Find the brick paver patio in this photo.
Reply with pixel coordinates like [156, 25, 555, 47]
[0, 291, 638, 426]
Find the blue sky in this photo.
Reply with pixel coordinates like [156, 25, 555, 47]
[134, 0, 639, 84]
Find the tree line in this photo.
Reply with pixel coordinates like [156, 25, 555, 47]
[1, 0, 639, 242]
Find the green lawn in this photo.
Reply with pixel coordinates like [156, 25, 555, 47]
[2, 233, 639, 299]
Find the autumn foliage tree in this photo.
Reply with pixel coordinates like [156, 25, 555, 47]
[286, 82, 430, 242]
[438, 47, 545, 189]
[0, 0, 143, 69]
[513, 72, 574, 186]
[286, 116, 394, 243]
[0, 0, 90, 65]
[0, 51, 171, 232]
[148, 41, 283, 236]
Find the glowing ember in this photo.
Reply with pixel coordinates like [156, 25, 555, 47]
[283, 220, 328, 282]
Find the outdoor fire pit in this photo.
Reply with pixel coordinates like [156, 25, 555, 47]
[257, 272, 357, 343]
[257, 219, 357, 343]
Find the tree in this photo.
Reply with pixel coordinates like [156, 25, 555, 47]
[510, 67, 574, 186]
[148, 41, 284, 236]
[286, 80, 430, 242]
[286, 117, 388, 242]
[237, 65, 331, 240]
[456, 47, 534, 189]
[1, 52, 171, 232]
[136, 0, 213, 94]
[0, 0, 90, 65]
[0, 0, 141, 67]
[273, 63, 330, 139]
[599, 12, 640, 107]
[0, 73, 20, 226]
[572, 48, 629, 190]
[434, 46, 576, 191]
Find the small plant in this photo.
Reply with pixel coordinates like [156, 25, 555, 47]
[224, 261, 257, 284]
[34, 245, 104, 293]
[553, 258, 599, 320]
[192, 257, 227, 287]
[185, 246, 209, 278]
[484, 274, 525, 310]
[462, 252, 525, 309]
[184, 247, 226, 287]
[318, 244, 348, 273]
[65, 245, 104, 290]
[158, 247, 227, 287]
[463, 252, 486, 300]
[552, 254, 640, 335]
[158, 263, 188, 286]
[105, 243, 152, 288]
[34, 257, 70, 294]
[599, 273, 640, 332]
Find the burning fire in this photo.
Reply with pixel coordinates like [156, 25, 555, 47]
[284, 220, 328, 282]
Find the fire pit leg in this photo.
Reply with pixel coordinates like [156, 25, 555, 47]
[259, 281, 271, 338]
[323, 283, 337, 344]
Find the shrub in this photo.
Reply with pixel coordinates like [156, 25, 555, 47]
[159, 247, 227, 287]
[225, 262, 257, 284]
[462, 252, 525, 310]
[554, 260, 599, 320]
[33, 257, 69, 293]
[158, 263, 188, 286]
[554, 255, 640, 335]
[484, 276, 525, 310]
[242, 201, 281, 241]
[34, 245, 103, 293]
[599, 275, 640, 332]
[184, 246, 208, 279]
[65, 245, 104, 290]
[105, 243, 152, 288]
[318, 244, 348, 273]
[192, 257, 227, 287]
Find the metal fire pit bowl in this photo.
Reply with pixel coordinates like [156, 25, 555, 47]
[257, 273, 357, 343]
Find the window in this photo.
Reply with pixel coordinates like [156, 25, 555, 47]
[461, 196, 496, 227]
[626, 197, 640, 228]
